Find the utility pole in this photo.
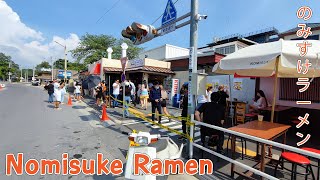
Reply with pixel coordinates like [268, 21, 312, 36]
[121, 43, 128, 120]
[8, 62, 11, 83]
[64, 46, 67, 82]
[51, 57, 54, 81]
[26, 68, 28, 82]
[188, 0, 198, 159]
[32, 66, 35, 81]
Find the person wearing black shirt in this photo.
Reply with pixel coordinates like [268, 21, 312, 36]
[178, 86, 188, 140]
[124, 81, 132, 118]
[149, 81, 162, 124]
[217, 85, 229, 107]
[195, 92, 225, 153]
[47, 81, 54, 103]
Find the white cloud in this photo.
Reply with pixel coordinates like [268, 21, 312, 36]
[0, 1, 80, 67]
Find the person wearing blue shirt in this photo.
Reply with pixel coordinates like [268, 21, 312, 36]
[149, 81, 162, 124]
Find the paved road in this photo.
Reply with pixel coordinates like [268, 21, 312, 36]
[0, 84, 131, 180]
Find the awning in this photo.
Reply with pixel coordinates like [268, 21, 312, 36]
[129, 66, 175, 74]
[103, 66, 175, 74]
[103, 67, 122, 72]
[89, 63, 101, 75]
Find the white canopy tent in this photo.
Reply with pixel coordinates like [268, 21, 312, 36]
[213, 39, 320, 122]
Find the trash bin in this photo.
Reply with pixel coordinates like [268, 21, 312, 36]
[172, 94, 180, 108]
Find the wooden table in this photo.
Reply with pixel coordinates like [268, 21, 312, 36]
[228, 121, 290, 179]
[260, 105, 292, 122]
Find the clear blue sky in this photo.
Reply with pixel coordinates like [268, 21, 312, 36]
[3, 0, 320, 65]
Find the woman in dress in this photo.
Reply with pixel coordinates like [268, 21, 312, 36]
[140, 84, 149, 110]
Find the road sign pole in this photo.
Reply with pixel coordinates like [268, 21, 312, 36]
[188, 0, 198, 159]
[121, 43, 128, 120]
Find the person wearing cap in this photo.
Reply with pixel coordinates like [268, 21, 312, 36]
[149, 81, 162, 125]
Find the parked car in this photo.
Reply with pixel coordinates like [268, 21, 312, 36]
[31, 79, 41, 86]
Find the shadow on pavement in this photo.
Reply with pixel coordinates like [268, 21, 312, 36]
[79, 115, 90, 121]
[47, 105, 55, 108]
[72, 106, 86, 109]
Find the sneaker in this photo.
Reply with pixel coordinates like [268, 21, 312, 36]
[61, 103, 65, 105]
[151, 125, 158, 128]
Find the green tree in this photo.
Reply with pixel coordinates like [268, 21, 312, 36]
[53, 59, 66, 70]
[68, 62, 86, 72]
[35, 61, 51, 72]
[0, 52, 19, 81]
[71, 34, 143, 65]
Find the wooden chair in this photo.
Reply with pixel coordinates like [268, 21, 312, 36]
[227, 102, 247, 159]
[235, 102, 246, 125]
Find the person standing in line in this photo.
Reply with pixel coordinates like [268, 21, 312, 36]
[140, 84, 148, 110]
[136, 84, 142, 105]
[95, 83, 103, 106]
[196, 94, 207, 110]
[47, 81, 54, 103]
[217, 85, 229, 111]
[60, 81, 66, 105]
[74, 82, 81, 102]
[195, 92, 225, 154]
[179, 85, 188, 140]
[129, 80, 136, 107]
[149, 81, 162, 125]
[53, 79, 60, 92]
[112, 80, 120, 108]
[124, 81, 132, 118]
[54, 82, 64, 110]
[206, 86, 213, 102]
[159, 85, 171, 121]
[101, 81, 107, 105]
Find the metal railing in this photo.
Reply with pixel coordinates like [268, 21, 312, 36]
[190, 120, 320, 179]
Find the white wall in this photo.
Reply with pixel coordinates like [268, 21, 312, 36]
[138, 44, 189, 60]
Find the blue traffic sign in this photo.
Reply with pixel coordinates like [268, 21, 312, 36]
[161, 0, 177, 26]
[121, 73, 126, 82]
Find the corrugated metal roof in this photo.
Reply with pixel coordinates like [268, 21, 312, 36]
[280, 23, 320, 35]
[103, 66, 174, 74]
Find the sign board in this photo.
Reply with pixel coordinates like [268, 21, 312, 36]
[161, 0, 177, 36]
[121, 73, 126, 82]
[57, 70, 72, 78]
[161, 24, 176, 36]
[170, 79, 179, 102]
[189, 47, 194, 69]
[127, 59, 144, 69]
[120, 57, 128, 72]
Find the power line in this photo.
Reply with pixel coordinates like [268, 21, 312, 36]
[151, 0, 179, 25]
[96, 0, 122, 24]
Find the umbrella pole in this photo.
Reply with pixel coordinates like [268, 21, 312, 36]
[228, 75, 234, 127]
[271, 57, 280, 123]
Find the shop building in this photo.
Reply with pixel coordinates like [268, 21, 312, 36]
[87, 57, 174, 91]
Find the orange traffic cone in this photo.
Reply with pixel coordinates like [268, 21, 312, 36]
[67, 95, 72, 106]
[101, 104, 109, 121]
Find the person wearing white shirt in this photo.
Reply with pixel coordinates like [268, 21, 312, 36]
[60, 81, 66, 104]
[206, 86, 213, 102]
[53, 82, 64, 110]
[74, 82, 81, 101]
[53, 80, 60, 92]
[249, 90, 268, 113]
[112, 80, 120, 108]
[129, 80, 136, 107]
